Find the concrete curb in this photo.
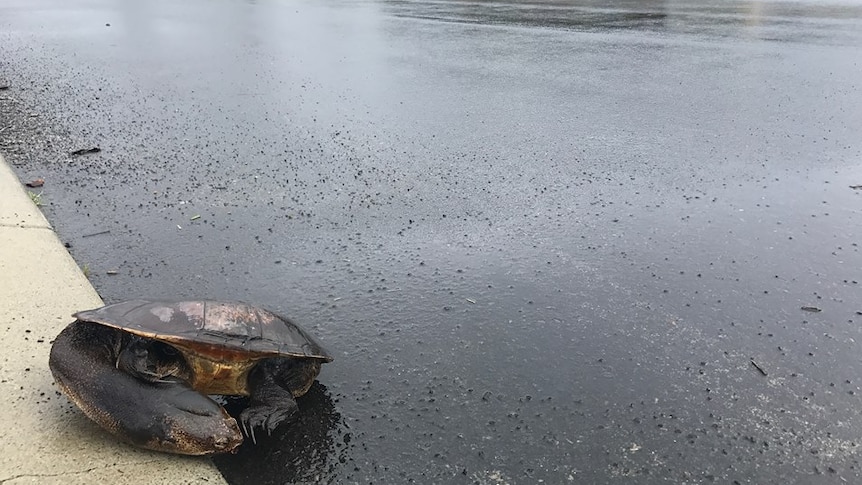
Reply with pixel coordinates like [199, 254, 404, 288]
[0, 155, 228, 484]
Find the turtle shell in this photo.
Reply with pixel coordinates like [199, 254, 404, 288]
[74, 299, 333, 363]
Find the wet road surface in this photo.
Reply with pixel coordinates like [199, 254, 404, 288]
[2, 0, 862, 483]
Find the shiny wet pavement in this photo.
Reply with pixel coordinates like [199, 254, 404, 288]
[2, 0, 862, 483]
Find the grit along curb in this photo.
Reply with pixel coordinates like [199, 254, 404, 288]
[0, 155, 229, 484]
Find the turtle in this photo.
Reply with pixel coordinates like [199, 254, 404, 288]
[48, 299, 333, 455]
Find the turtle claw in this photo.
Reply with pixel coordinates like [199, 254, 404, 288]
[240, 417, 257, 444]
[239, 407, 268, 444]
[239, 405, 296, 444]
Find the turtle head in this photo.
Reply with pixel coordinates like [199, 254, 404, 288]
[135, 384, 244, 455]
[150, 408, 244, 455]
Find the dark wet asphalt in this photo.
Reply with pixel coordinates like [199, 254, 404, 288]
[3, 0, 862, 483]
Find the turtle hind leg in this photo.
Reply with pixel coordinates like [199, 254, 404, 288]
[240, 358, 319, 442]
[116, 336, 190, 384]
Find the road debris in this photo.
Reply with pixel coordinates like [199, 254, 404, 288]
[70, 147, 101, 156]
[750, 360, 768, 376]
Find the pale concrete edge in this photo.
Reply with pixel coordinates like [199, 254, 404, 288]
[0, 153, 229, 484]
[0, 154, 51, 229]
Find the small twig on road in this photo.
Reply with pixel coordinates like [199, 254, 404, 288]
[70, 147, 101, 156]
[750, 360, 768, 376]
[82, 230, 111, 238]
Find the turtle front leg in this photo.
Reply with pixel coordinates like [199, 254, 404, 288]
[240, 358, 320, 442]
